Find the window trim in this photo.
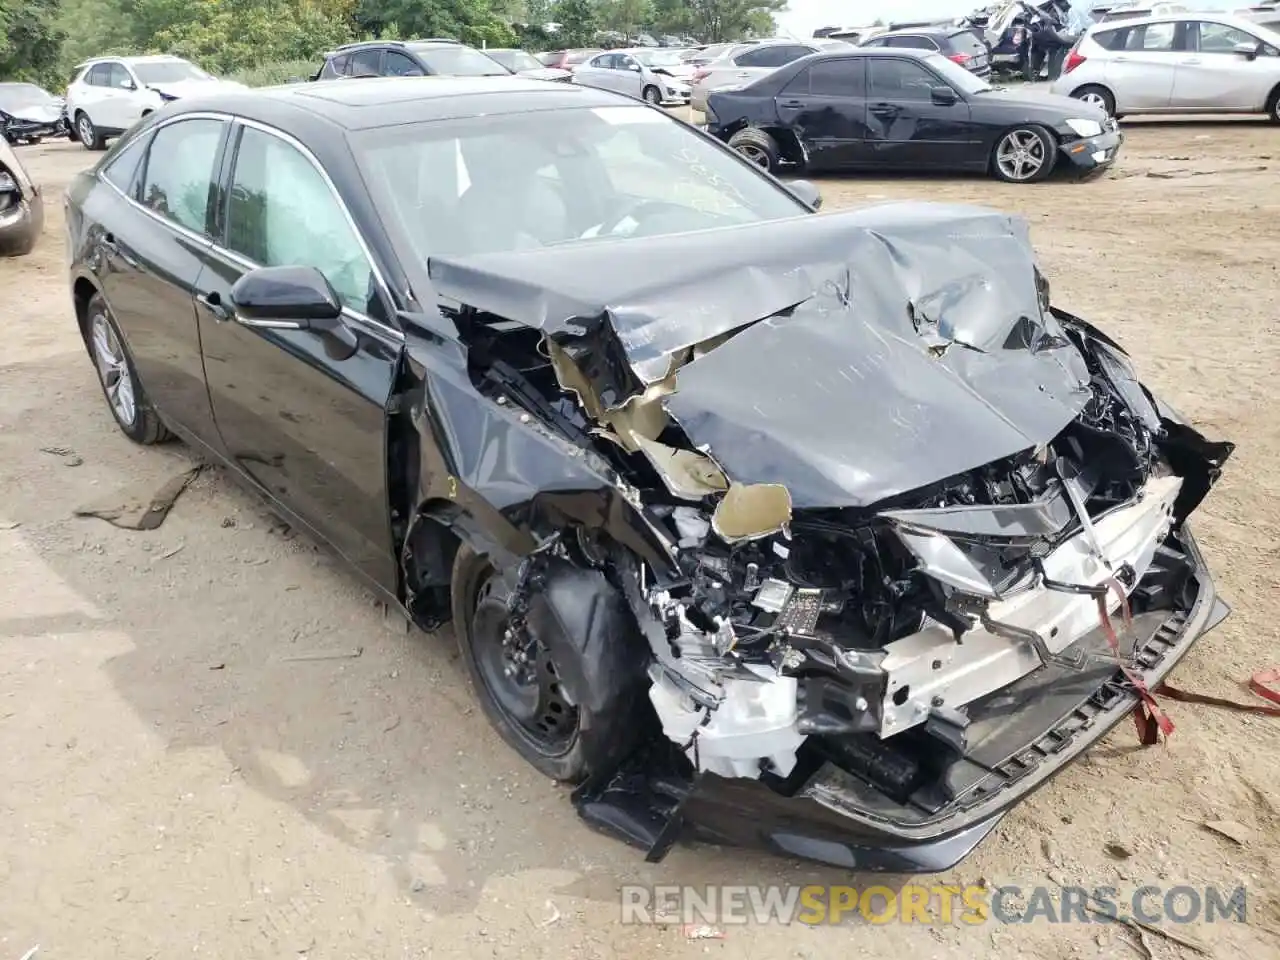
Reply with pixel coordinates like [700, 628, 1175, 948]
[801, 56, 868, 98]
[134, 115, 230, 236]
[95, 110, 402, 341]
[866, 56, 950, 101]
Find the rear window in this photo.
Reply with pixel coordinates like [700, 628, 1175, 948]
[949, 31, 988, 55]
[1093, 27, 1128, 49]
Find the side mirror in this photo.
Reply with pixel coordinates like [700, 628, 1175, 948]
[931, 85, 958, 105]
[628, 63, 642, 71]
[122, 79, 136, 91]
[229, 265, 343, 330]
[785, 178, 823, 210]
[1232, 41, 1259, 59]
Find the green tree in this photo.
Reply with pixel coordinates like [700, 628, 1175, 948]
[600, 0, 651, 40]
[681, 0, 784, 42]
[353, 0, 516, 48]
[0, 0, 66, 87]
[551, 0, 598, 46]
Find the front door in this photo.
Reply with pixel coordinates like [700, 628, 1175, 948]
[863, 57, 976, 169]
[196, 122, 402, 590]
[1173, 21, 1272, 111]
[774, 57, 870, 170]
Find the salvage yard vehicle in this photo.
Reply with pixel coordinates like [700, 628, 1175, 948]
[0, 82, 68, 144]
[311, 39, 513, 81]
[66, 76, 1234, 872]
[705, 47, 1123, 182]
[1, 136, 43, 256]
[572, 49, 692, 105]
[1051, 13, 1280, 120]
[65, 55, 246, 150]
[858, 25, 994, 77]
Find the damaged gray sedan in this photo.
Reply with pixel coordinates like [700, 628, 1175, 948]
[65, 78, 1233, 872]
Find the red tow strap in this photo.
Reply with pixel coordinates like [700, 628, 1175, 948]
[1096, 577, 1176, 745]
[1095, 581, 1280, 743]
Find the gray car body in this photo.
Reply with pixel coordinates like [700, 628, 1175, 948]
[0, 136, 43, 257]
[1051, 12, 1280, 117]
[573, 48, 692, 105]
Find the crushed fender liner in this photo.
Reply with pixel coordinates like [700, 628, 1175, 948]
[413, 201, 1235, 871]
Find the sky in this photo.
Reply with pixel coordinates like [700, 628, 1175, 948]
[774, 0, 969, 37]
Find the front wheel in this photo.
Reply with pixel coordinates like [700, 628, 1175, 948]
[75, 112, 106, 151]
[1071, 84, 1115, 117]
[991, 125, 1057, 183]
[83, 293, 171, 444]
[727, 126, 782, 173]
[641, 85, 662, 105]
[1266, 85, 1280, 125]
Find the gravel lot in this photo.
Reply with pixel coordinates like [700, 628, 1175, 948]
[2, 118, 1279, 960]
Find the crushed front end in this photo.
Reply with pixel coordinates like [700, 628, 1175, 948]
[418, 202, 1234, 870]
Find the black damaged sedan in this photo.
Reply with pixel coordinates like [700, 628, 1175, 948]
[67, 76, 1231, 872]
[704, 47, 1123, 183]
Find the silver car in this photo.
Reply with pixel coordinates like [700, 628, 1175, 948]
[690, 39, 847, 113]
[1050, 12, 1280, 120]
[573, 48, 691, 105]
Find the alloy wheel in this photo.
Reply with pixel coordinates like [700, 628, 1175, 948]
[1079, 91, 1109, 113]
[90, 311, 137, 426]
[735, 143, 771, 169]
[643, 87, 661, 105]
[77, 115, 94, 145]
[996, 130, 1046, 182]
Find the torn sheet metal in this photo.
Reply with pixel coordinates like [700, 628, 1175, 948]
[430, 203, 1093, 508]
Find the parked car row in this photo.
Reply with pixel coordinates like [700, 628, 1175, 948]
[0, 82, 68, 143]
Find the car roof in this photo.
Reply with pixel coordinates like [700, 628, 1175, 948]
[167, 75, 636, 133]
[872, 26, 965, 38]
[1089, 10, 1256, 28]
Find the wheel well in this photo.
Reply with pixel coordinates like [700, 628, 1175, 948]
[72, 277, 98, 340]
[1266, 82, 1280, 111]
[402, 499, 463, 629]
[763, 126, 805, 166]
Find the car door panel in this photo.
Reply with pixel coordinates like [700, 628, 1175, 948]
[863, 58, 977, 169]
[198, 123, 402, 591]
[1106, 21, 1180, 110]
[96, 118, 230, 448]
[616, 55, 644, 98]
[775, 59, 870, 170]
[1172, 22, 1274, 110]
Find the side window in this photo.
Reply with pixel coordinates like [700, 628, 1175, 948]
[322, 53, 350, 77]
[808, 59, 866, 96]
[861, 37, 887, 47]
[101, 133, 151, 197]
[590, 54, 614, 68]
[349, 48, 383, 76]
[225, 127, 375, 315]
[1093, 28, 1127, 50]
[888, 36, 936, 50]
[107, 63, 134, 89]
[1196, 22, 1258, 52]
[618, 55, 638, 70]
[139, 118, 225, 233]
[734, 46, 777, 67]
[86, 63, 112, 87]
[384, 51, 424, 76]
[1128, 22, 1177, 50]
[867, 58, 938, 100]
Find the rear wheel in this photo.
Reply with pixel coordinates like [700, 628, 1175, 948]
[641, 85, 662, 105]
[1071, 84, 1115, 117]
[991, 125, 1057, 183]
[727, 126, 782, 173]
[84, 293, 171, 444]
[75, 112, 106, 151]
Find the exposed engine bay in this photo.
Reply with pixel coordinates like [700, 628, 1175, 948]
[412, 202, 1233, 863]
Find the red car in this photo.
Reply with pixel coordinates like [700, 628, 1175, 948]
[537, 48, 604, 69]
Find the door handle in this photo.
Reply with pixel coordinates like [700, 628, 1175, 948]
[1180, 58, 1201, 64]
[1114, 55, 1130, 61]
[195, 291, 231, 322]
[870, 104, 898, 115]
[779, 99, 805, 107]
[101, 232, 138, 267]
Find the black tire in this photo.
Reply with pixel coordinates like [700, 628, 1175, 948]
[83, 293, 172, 444]
[75, 112, 106, 151]
[641, 84, 662, 105]
[1267, 85, 1280, 125]
[1070, 84, 1115, 117]
[990, 124, 1057, 184]
[727, 126, 782, 173]
[450, 544, 648, 783]
[66, 122, 79, 143]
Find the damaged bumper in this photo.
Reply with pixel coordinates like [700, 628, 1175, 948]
[1058, 125, 1123, 175]
[585, 526, 1225, 871]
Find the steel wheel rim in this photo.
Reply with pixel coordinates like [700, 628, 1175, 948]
[471, 575, 579, 756]
[996, 130, 1045, 181]
[90, 312, 136, 426]
[77, 116, 93, 143]
[736, 143, 771, 168]
[1079, 91, 1108, 113]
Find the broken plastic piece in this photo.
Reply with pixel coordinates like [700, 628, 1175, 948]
[711, 482, 792, 542]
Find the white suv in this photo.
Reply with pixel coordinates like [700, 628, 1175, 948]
[65, 55, 245, 150]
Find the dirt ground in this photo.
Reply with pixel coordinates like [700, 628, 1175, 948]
[2, 117, 1279, 960]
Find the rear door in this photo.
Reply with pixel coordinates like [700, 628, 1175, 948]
[1173, 20, 1277, 110]
[348, 47, 384, 77]
[577, 53, 619, 92]
[196, 121, 402, 589]
[863, 56, 977, 168]
[1106, 20, 1183, 109]
[95, 116, 231, 448]
[774, 57, 870, 169]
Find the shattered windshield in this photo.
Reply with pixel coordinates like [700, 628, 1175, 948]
[0, 83, 56, 110]
[131, 60, 212, 83]
[355, 105, 810, 260]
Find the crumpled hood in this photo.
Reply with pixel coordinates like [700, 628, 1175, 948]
[428, 203, 1093, 509]
[3, 104, 61, 123]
